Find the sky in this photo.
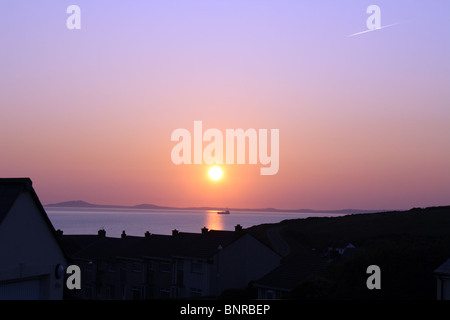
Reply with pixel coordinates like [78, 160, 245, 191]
[1, 1, 449, 210]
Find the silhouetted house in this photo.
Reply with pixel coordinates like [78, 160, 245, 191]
[327, 242, 356, 259]
[60, 226, 281, 299]
[434, 258, 450, 300]
[253, 251, 328, 299]
[0, 178, 67, 300]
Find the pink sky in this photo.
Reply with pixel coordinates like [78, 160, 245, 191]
[1, 1, 449, 210]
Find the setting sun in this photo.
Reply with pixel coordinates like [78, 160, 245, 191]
[209, 166, 223, 180]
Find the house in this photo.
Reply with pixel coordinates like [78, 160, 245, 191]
[0, 178, 67, 300]
[253, 251, 328, 299]
[327, 242, 356, 259]
[434, 258, 450, 300]
[60, 225, 281, 299]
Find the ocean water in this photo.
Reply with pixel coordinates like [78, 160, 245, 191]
[45, 207, 347, 238]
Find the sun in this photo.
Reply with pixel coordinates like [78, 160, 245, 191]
[209, 166, 223, 180]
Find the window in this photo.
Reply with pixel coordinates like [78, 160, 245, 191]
[159, 288, 170, 298]
[132, 262, 142, 273]
[108, 262, 116, 272]
[147, 263, 154, 284]
[190, 288, 202, 297]
[131, 286, 142, 300]
[121, 284, 126, 300]
[85, 285, 93, 299]
[176, 269, 184, 286]
[85, 262, 93, 272]
[265, 290, 275, 299]
[171, 287, 178, 298]
[106, 285, 115, 299]
[120, 267, 127, 283]
[160, 262, 171, 273]
[191, 262, 203, 274]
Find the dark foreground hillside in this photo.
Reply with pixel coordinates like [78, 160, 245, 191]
[248, 206, 450, 299]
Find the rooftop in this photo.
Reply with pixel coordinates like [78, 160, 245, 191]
[253, 251, 328, 291]
[0, 177, 68, 259]
[434, 258, 450, 275]
[0, 178, 33, 224]
[61, 229, 246, 261]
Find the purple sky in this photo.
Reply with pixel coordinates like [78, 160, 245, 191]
[1, 1, 449, 210]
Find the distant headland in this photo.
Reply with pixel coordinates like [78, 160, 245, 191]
[44, 200, 383, 214]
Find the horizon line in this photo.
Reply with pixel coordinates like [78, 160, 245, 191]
[43, 199, 401, 213]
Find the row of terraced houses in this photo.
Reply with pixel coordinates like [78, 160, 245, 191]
[60, 226, 281, 299]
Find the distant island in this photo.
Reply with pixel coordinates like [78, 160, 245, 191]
[44, 200, 383, 214]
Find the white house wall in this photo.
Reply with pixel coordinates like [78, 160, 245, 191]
[0, 191, 66, 299]
[213, 234, 281, 295]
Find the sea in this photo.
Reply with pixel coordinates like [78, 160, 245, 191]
[45, 207, 348, 238]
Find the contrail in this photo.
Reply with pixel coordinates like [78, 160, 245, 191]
[348, 21, 407, 37]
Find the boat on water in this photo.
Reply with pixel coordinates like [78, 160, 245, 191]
[217, 210, 230, 215]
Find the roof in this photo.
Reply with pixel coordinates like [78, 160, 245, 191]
[434, 258, 450, 275]
[0, 178, 33, 224]
[328, 241, 356, 249]
[59, 234, 102, 257]
[253, 251, 328, 291]
[61, 230, 246, 261]
[0, 178, 69, 259]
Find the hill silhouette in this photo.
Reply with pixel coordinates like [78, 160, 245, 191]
[45, 200, 381, 214]
[247, 205, 450, 299]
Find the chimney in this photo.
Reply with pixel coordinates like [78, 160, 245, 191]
[172, 229, 179, 236]
[145, 231, 151, 238]
[56, 229, 63, 237]
[121, 230, 126, 239]
[201, 227, 209, 235]
[98, 229, 106, 237]
[235, 224, 243, 232]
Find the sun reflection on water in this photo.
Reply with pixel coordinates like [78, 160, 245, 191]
[204, 210, 224, 231]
